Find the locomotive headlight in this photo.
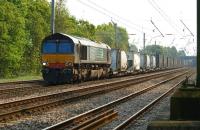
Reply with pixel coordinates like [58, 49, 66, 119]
[68, 62, 72, 66]
[42, 62, 47, 66]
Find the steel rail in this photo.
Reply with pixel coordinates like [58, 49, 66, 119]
[0, 68, 184, 106]
[0, 80, 42, 86]
[0, 68, 183, 112]
[72, 109, 118, 130]
[113, 72, 193, 130]
[42, 70, 189, 130]
[0, 69, 187, 123]
[0, 68, 182, 95]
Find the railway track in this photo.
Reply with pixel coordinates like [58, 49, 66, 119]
[0, 80, 43, 96]
[0, 79, 42, 86]
[113, 78, 188, 130]
[0, 68, 186, 123]
[0, 68, 179, 96]
[42, 70, 191, 130]
[0, 69, 184, 101]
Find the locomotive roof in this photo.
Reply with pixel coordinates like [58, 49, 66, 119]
[43, 33, 111, 49]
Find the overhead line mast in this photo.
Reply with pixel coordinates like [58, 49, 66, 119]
[150, 19, 164, 37]
[51, 0, 55, 34]
[180, 19, 194, 37]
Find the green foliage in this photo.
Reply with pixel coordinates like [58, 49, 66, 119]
[0, 1, 26, 77]
[95, 23, 115, 47]
[75, 20, 95, 40]
[95, 23, 129, 51]
[22, 0, 51, 74]
[0, 0, 50, 78]
[144, 45, 186, 57]
[144, 45, 163, 55]
[129, 44, 138, 52]
[55, 4, 95, 40]
[177, 50, 186, 56]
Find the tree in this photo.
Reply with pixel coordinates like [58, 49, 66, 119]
[169, 46, 177, 57]
[117, 26, 129, 51]
[74, 20, 95, 40]
[177, 50, 186, 56]
[129, 44, 138, 52]
[22, 0, 51, 74]
[144, 45, 186, 57]
[0, 1, 26, 77]
[144, 45, 163, 55]
[55, 2, 76, 34]
[95, 23, 115, 47]
[95, 23, 129, 51]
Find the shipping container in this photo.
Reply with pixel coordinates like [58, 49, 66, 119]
[127, 51, 140, 71]
[146, 55, 150, 69]
[168, 57, 173, 68]
[140, 54, 146, 70]
[156, 54, 164, 69]
[174, 58, 177, 67]
[140, 54, 150, 70]
[163, 56, 168, 68]
[111, 49, 127, 72]
[150, 55, 156, 69]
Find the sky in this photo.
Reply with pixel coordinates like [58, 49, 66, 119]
[64, 0, 196, 56]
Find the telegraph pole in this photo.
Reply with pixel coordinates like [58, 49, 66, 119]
[51, 0, 55, 34]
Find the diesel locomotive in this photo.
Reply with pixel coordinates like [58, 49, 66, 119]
[41, 33, 111, 84]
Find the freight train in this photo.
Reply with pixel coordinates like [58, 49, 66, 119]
[41, 33, 185, 84]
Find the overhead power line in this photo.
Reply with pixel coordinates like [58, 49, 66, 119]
[76, 0, 150, 33]
[147, 0, 183, 36]
[86, 0, 152, 31]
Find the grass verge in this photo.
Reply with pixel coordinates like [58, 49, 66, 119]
[0, 75, 42, 83]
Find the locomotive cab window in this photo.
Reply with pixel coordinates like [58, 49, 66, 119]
[42, 40, 74, 54]
[58, 40, 74, 53]
[43, 41, 57, 53]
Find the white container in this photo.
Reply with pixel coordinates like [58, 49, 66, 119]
[127, 51, 140, 71]
[111, 49, 127, 72]
[140, 54, 146, 70]
[146, 55, 150, 68]
[150, 56, 156, 68]
[120, 51, 128, 71]
[111, 49, 118, 72]
[163, 56, 167, 68]
[134, 53, 140, 70]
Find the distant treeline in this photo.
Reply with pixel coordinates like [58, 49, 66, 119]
[0, 0, 184, 78]
[142, 45, 186, 57]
